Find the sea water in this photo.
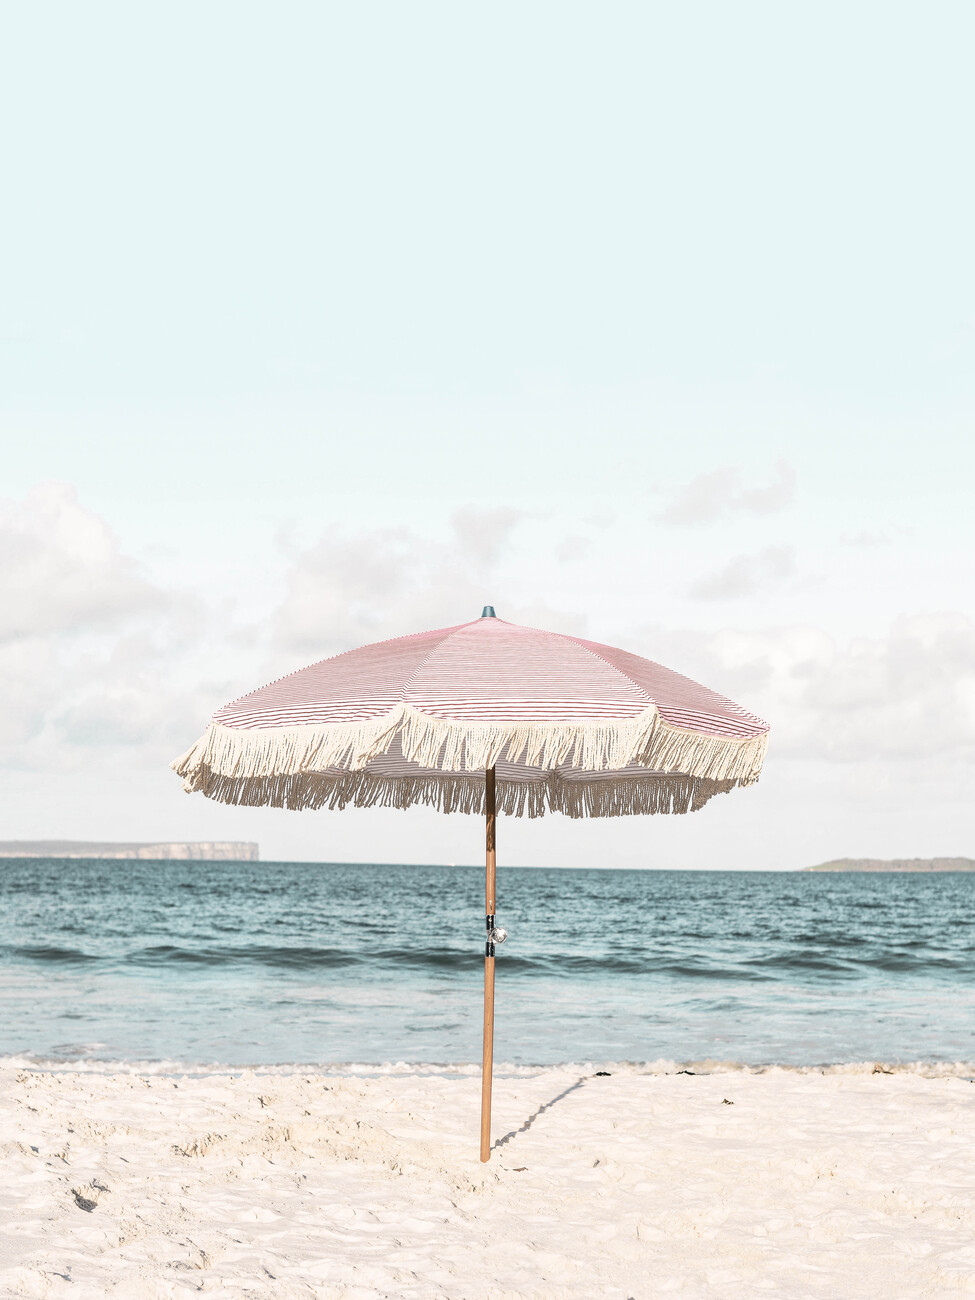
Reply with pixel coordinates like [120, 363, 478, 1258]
[2, 858, 974, 1070]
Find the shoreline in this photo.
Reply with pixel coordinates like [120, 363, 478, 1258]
[4, 1054, 975, 1078]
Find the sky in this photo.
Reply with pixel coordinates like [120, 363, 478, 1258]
[1, 1, 973, 869]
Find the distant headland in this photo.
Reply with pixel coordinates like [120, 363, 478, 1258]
[0, 841, 259, 861]
[805, 857, 975, 872]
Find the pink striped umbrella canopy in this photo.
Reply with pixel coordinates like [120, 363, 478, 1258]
[173, 611, 769, 818]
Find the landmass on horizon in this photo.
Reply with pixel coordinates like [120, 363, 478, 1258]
[0, 841, 259, 861]
[805, 857, 975, 872]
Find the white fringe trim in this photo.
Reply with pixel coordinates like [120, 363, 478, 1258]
[178, 768, 738, 819]
[171, 704, 767, 818]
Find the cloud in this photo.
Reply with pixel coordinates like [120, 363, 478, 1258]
[57, 688, 181, 748]
[267, 509, 594, 668]
[0, 482, 163, 643]
[690, 546, 796, 600]
[269, 511, 533, 660]
[630, 614, 975, 766]
[554, 535, 592, 564]
[799, 615, 975, 762]
[449, 507, 527, 565]
[841, 531, 890, 548]
[661, 461, 796, 525]
[0, 485, 209, 769]
[271, 524, 441, 657]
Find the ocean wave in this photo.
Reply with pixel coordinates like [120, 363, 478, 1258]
[3, 939, 973, 981]
[2, 1053, 973, 1079]
[4, 945, 100, 964]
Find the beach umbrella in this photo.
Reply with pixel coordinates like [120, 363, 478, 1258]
[172, 608, 769, 1160]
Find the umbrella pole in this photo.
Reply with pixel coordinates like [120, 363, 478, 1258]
[479, 765, 497, 1162]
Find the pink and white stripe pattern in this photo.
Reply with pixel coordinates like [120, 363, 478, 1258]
[174, 615, 769, 819]
[213, 618, 766, 738]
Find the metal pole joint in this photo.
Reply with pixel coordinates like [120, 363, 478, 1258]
[484, 913, 507, 955]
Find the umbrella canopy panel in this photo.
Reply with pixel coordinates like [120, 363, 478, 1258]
[173, 616, 769, 817]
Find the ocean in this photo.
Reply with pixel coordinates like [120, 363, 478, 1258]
[2, 858, 973, 1071]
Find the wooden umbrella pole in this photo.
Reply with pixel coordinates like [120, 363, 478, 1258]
[479, 765, 497, 1162]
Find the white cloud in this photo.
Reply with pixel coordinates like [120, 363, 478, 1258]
[448, 507, 527, 565]
[554, 535, 593, 564]
[661, 461, 796, 525]
[272, 525, 450, 658]
[0, 482, 163, 642]
[270, 510, 538, 660]
[840, 531, 891, 548]
[632, 614, 975, 765]
[690, 545, 796, 600]
[0, 485, 206, 770]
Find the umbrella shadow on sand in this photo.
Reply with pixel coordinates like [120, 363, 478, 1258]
[493, 1074, 593, 1150]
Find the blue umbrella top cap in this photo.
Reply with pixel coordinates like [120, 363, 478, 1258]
[480, 606, 497, 618]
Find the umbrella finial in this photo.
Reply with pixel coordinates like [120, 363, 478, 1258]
[480, 606, 497, 618]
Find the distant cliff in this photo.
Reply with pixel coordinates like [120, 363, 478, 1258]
[0, 841, 259, 861]
[805, 857, 975, 872]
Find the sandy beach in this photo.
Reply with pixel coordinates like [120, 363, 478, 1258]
[3, 1063, 975, 1298]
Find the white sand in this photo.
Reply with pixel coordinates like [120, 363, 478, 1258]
[3, 1063, 975, 1298]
